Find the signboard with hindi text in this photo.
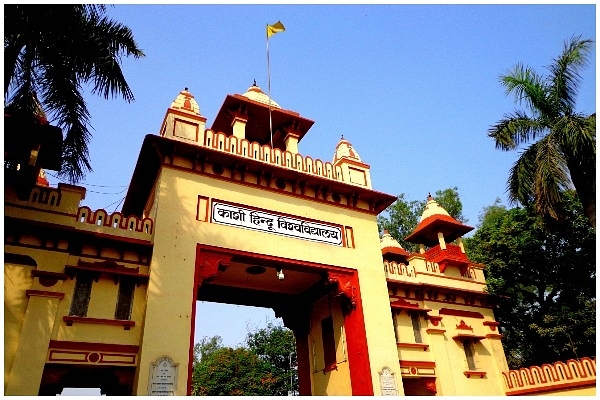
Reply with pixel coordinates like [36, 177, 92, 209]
[211, 200, 344, 246]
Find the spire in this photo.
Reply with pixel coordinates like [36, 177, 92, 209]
[404, 194, 473, 247]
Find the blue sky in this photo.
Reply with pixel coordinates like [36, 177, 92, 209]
[44, 4, 596, 349]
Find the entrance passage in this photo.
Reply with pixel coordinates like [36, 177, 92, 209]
[193, 302, 297, 396]
[194, 302, 278, 347]
[193, 244, 374, 396]
[38, 364, 135, 395]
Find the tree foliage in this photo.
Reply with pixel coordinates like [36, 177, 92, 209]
[192, 335, 223, 368]
[4, 5, 145, 183]
[488, 35, 596, 229]
[192, 347, 278, 396]
[377, 187, 466, 251]
[246, 322, 297, 396]
[192, 322, 297, 396]
[465, 191, 595, 369]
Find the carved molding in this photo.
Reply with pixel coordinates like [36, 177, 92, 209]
[422, 377, 437, 393]
[327, 271, 357, 311]
[196, 252, 232, 284]
[456, 320, 473, 331]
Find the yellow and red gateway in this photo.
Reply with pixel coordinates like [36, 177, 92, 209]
[4, 84, 596, 396]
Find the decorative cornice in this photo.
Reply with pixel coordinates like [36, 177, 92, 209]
[26, 289, 64, 299]
[439, 308, 484, 319]
[63, 316, 135, 330]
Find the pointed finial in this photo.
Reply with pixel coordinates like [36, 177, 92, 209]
[184, 87, 188, 91]
[427, 193, 433, 201]
[341, 134, 344, 140]
[253, 79, 257, 86]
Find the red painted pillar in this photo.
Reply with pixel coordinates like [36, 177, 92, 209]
[295, 332, 312, 396]
[189, 246, 232, 395]
[328, 270, 374, 395]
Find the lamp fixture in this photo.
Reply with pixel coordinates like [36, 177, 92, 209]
[277, 268, 285, 280]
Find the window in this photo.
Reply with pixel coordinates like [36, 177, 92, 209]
[463, 339, 477, 370]
[114, 277, 136, 320]
[69, 272, 93, 317]
[410, 312, 422, 343]
[321, 316, 337, 371]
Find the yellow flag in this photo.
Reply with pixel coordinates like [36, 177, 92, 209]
[267, 21, 285, 38]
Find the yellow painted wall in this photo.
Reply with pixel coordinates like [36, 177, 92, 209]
[4, 262, 34, 392]
[135, 163, 403, 395]
[308, 296, 352, 395]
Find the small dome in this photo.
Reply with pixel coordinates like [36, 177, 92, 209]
[169, 88, 201, 115]
[333, 136, 362, 164]
[380, 229, 411, 259]
[419, 194, 451, 222]
[380, 230, 405, 250]
[241, 81, 281, 109]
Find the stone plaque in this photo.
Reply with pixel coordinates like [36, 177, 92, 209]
[148, 356, 178, 396]
[379, 367, 398, 396]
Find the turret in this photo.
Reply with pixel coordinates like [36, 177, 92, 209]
[404, 194, 473, 272]
[159, 88, 207, 143]
[332, 136, 372, 189]
[211, 81, 313, 153]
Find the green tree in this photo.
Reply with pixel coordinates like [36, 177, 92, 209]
[488, 35, 596, 229]
[246, 322, 297, 396]
[192, 347, 278, 396]
[4, 5, 145, 183]
[377, 187, 466, 252]
[192, 335, 223, 368]
[191, 323, 297, 396]
[465, 191, 595, 369]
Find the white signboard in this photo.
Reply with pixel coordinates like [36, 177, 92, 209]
[379, 367, 398, 396]
[148, 356, 178, 396]
[211, 201, 344, 246]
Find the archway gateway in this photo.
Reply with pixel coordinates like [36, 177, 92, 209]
[3, 86, 401, 396]
[126, 86, 400, 396]
[192, 244, 374, 395]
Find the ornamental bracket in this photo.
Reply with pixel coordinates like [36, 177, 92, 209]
[326, 271, 357, 312]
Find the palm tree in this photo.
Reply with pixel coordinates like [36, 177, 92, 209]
[488, 35, 596, 230]
[4, 5, 145, 183]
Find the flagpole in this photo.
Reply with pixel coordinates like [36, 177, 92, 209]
[266, 24, 274, 148]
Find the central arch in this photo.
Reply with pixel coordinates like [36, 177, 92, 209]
[191, 244, 374, 395]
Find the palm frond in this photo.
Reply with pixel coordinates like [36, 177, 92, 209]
[81, 14, 144, 101]
[533, 136, 570, 220]
[4, 4, 145, 183]
[548, 35, 594, 115]
[553, 114, 596, 159]
[488, 110, 547, 150]
[500, 64, 552, 117]
[507, 144, 537, 207]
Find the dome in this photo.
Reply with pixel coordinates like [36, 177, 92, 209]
[169, 88, 201, 115]
[380, 230, 405, 250]
[380, 230, 410, 259]
[333, 136, 362, 164]
[241, 81, 281, 109]
[419, 194, 451, 222]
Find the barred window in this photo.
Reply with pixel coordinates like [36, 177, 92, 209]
[69, 272, 93, 317]
[410, 312, 423, 343]
[114, 277, 135, 320]
[463, 339, 477, 370]
[321, 316, 336, 370]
